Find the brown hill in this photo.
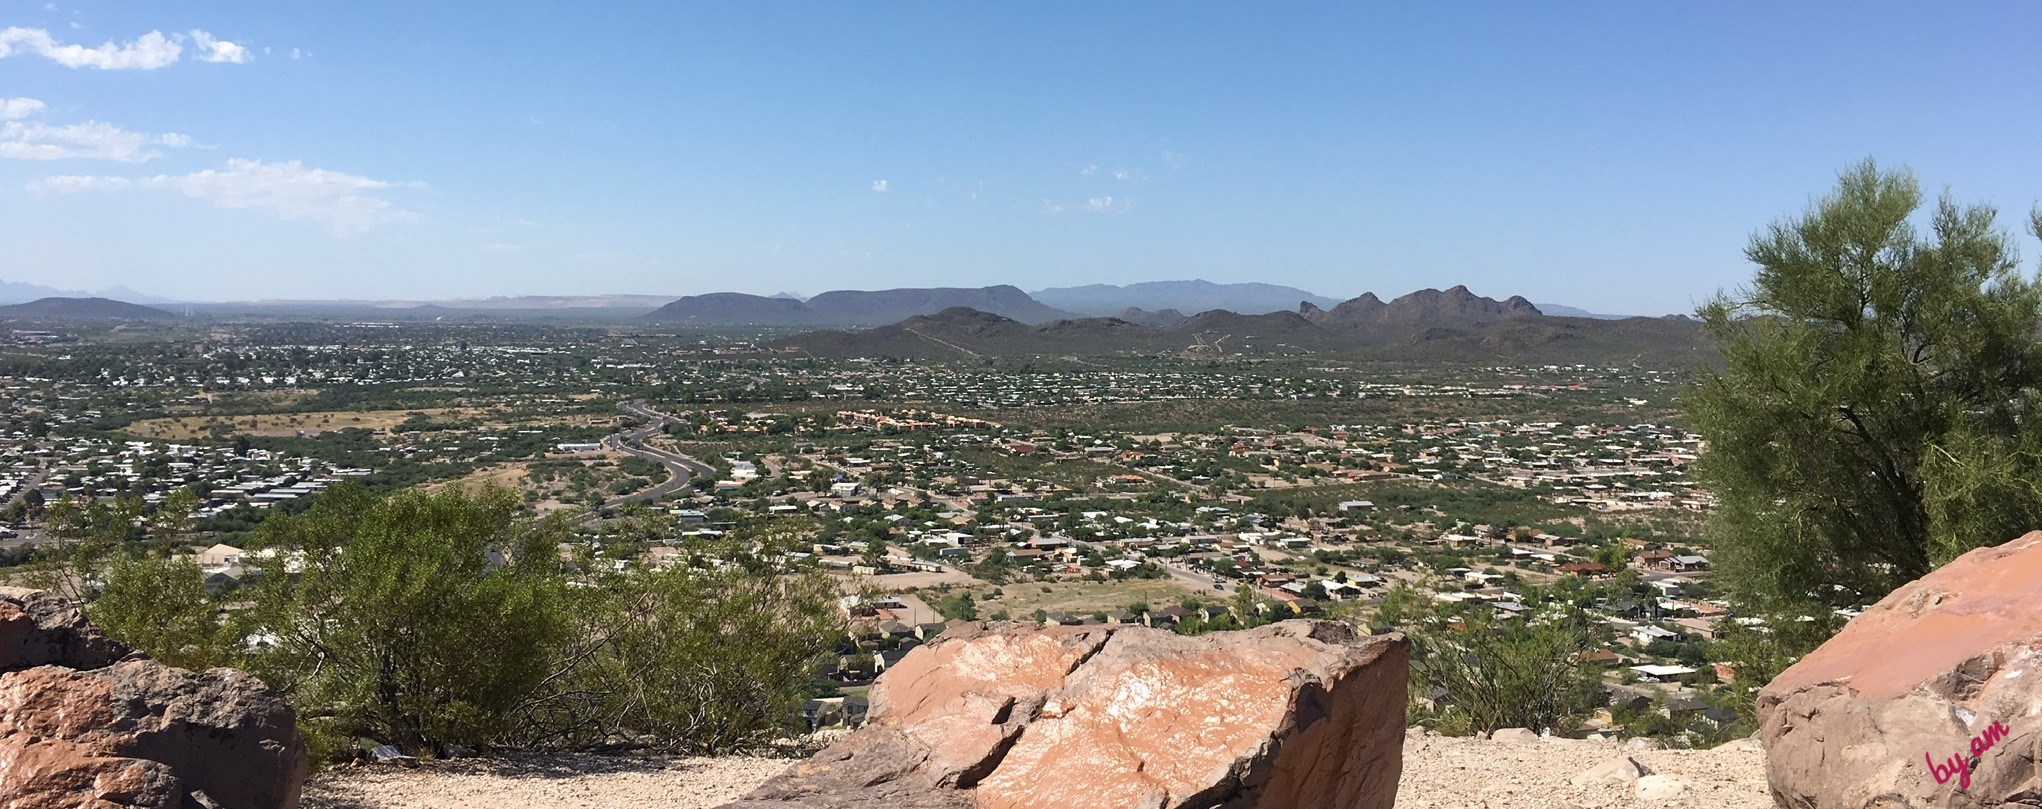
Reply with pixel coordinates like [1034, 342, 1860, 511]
[772, 294, 1712, 366]
[0, 297, 175, 320]
[1113, 307, 1188, 329]
[642, 293, 821, 325]
[1360, 315, 1713, 366]
[1302, 286, 1540, 332]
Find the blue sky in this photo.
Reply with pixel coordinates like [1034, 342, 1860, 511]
[0, 2, 2037, 313]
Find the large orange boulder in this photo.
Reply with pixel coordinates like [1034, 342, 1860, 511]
[1758, 531, 2042, 808]
[722, 620, 1408, 809]
[0, 587, 307, 809]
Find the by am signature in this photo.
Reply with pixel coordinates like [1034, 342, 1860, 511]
[1924, 719, 2011, 791]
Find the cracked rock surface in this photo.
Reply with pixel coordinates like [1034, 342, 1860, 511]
[719, 620, 1408, 809]
[0, 587, 307, 809]
[1758, 530, 2042, 809]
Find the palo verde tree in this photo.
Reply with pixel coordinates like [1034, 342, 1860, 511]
[1689, 160, 2042, 630]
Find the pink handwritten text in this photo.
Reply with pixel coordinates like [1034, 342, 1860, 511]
[1925, 720, 2010, 791]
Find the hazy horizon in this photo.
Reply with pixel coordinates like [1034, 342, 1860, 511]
[2, 2, 2037, 314]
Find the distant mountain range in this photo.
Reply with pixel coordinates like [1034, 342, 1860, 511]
[772, 286, 1711, 366]
[0, 275, 1664, 327]
[644, 285, 1074, 326]
[1033, 280, 1341, 316]
[0, 279, 181, 307]
[0, 297, 176, 319]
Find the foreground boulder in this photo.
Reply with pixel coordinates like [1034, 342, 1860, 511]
[1758, 531, 2042, 808]
[722, 619, 1407, 809]
[0, 587, 307, 809]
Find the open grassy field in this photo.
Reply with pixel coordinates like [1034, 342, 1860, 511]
[125, 407, 483, 440]
[425, 462, 533, 496]
[957, 577, 1201, 619]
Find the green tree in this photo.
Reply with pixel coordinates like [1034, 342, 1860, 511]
[243, 483, 570, 756]
[32, 491, 231, 671]
[1690, 160, 2042, 616]
[561, 562, 841, 754]
[1406, 610, 1601, 736]
[504, 521, 845, 755]
[91, 553, 232, 671]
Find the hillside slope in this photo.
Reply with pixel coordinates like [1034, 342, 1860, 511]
[0, 296, 175, 319]
[771, 303, 1714, 366]
[646, 285, 1074, 326]
[1034, 280, 1341, 316]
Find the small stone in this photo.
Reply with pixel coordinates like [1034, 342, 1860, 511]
[1489, 728, 1540, 744]
[1570, 755, 1653, 786]
[1633, 774, 1689, 802]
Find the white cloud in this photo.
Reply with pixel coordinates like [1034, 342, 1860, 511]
[0, 119, 192, 161]
[1111, 168, 1144, 181]
[1085, 196, 1131, 214]
[33, 158, 419, 235]
[871, 179, 888, 192]
[189, 30, 251, 64]
[1080, 164, 1099, 178]
[0, 27, 251, 69]
[0, 27, 181, 69]
[1160, 150, 1188, 168]
[1042, 196, 1133, 215]
[0, 97, 44, 120]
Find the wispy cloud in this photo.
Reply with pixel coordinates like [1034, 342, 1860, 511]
[1081, 164, 1144, 181]
[871, 179, 889, 192]
[0, 27, 250, 69]
[0, 97, 44, 121]
[1042, 196, 1134, 215]
[0, 101, 192, 161]
[1160, 150, 1188, 169]
[34, 159, 419, 235]
[1086, 196, 1131, 214]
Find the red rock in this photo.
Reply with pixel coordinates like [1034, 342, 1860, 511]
[0, 590, 307, 809]
[1758, 530, 2042, 808]
[0, 586, 127, 671]
[722, 620, 1407, 809]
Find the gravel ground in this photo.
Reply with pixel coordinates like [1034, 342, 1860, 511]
[301, 754, 788, 809]
[303, 733, 1772, 809]
[1395, 732, 1773, 809]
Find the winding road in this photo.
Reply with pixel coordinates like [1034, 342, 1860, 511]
[597, 400, 717, 511]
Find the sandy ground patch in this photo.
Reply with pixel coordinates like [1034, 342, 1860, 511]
[303, 754, 785, 809]
[303, 733, 1771, 809]
[425, 463, 532, 496]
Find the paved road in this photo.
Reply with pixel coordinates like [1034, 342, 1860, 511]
[598, 400, 717, 511]
[1161, 560, 1234, 594]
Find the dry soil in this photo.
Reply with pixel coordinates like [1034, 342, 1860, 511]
[301, 731, 1772, 809]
